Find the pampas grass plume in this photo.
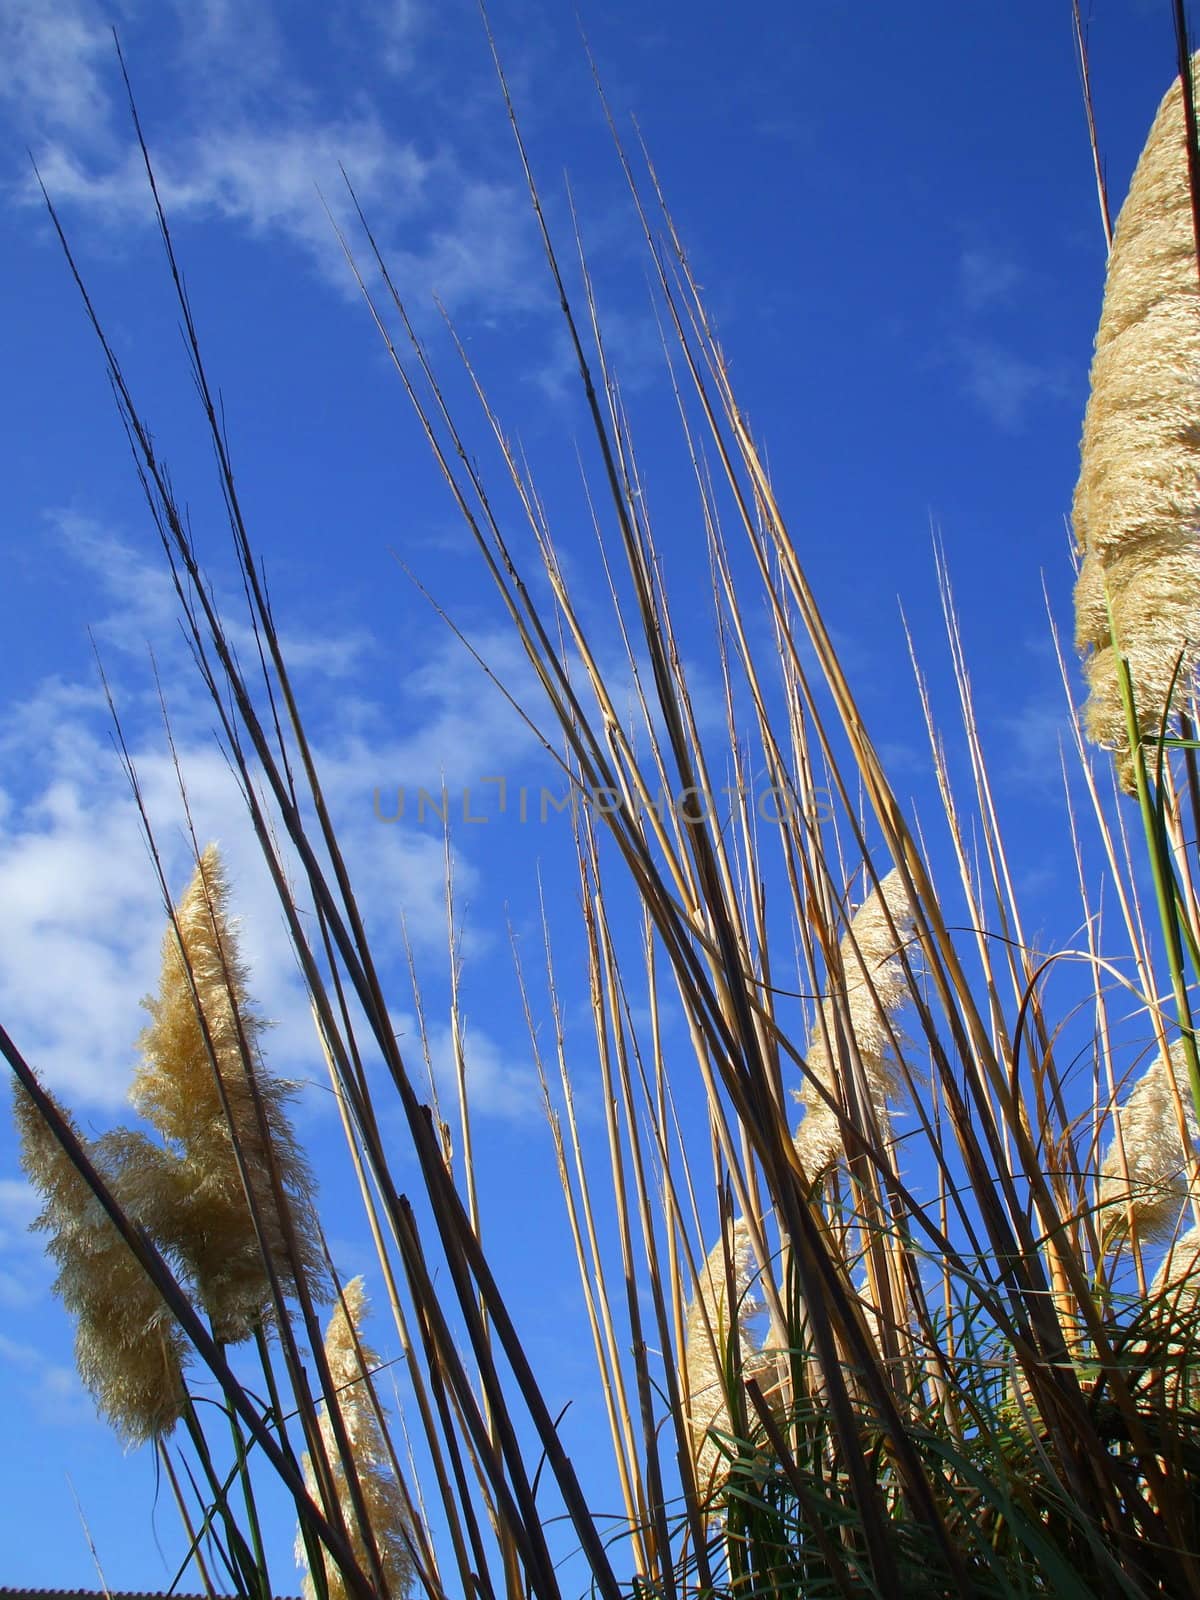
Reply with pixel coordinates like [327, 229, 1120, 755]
[133, 844, 325, 1342]
[1073, 54, 1200, 788]
[682, 1222, 760, 1497]
[1152, 1223, 1200, 1303]
[794, 868, 912, 1175]
[13, 1080, 187, 1444]
[1099, 1042, 1199, 1240]
[298, 1277, 415, 1600]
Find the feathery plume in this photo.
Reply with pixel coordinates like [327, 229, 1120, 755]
[682, 1222, 761, 1499]
[1140, 1226, 1200, 1404]
[298, 1277, 416, 1600]
[133, 844, 325, 1342]
[1152, 1223, 1200, 1306]
[1099, 1042, 1198, 1240]
[13, 1081, 187, 1445]
[794, 869, 913, 1176]
[1072, 55, 1200, 789]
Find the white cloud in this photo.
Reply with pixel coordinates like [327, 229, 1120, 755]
[531, 303, 667, 403]
[958, 246, 1023, 312]
[0, 1332, 92, 1427]
[0, 702, 483, 1110]
[998, 686, 1073, 796]
[0, 1176, 35, 1219]
[0, 1181, 54, 1337]
[0, 1268, 37, 1309]
[29, 121, 541, 310]
[54, 514, 371, 678]
[0, 738, 264, 1109]
[160, 0, 286, 91]
[30, 115, 428, 244]
[0, 0, 116, 141]
[365, 0, 426, 77]
[7, 1, 542, 313]
[0, 515, 553, 1117]
[0, 1177, 37, 1251]
[955, 338, 1067, 430]
[56, 512, 179, 646]
[425, 1017, 540, 1122]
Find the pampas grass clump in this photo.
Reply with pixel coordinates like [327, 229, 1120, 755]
[1073, 51, 1200, 788]
[13, 30, 1200, 1599]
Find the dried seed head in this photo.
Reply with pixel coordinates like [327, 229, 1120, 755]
[1152, 1223, 1200, 1305]
[133, 844, 325, 1342]
[13, 1082, 187, 1444]
[298, 1278, 416, 1600]
[1073, 57, 1200, 789]
[794, 869, 913, 1175]
[682, 1223, 762, 1499]
[1099, 1042, 1199, 1240]
[1141, 1225, 1200, 1405]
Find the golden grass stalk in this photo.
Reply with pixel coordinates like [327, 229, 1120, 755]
[298, 1278, 416, 1600]
[13, 1079, 187, 1444]
[1099, 1040, 1199, 1239]
[793, 868, 913, 1176]
[1073, 52, 1200, 789]
[133, 844, 324, 1342]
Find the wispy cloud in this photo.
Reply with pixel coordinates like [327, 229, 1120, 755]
[0, 1332, 91, 1426]
[0, 677, 482, 1110]
[362, 0, 426, 77]
[957, 246, 1023, 312]
[32, 116, 429, 233]
[0, 1178, 37, 1249]
[0, 0, 114, 141]
[0, 513, 552, 1117]
[7, 2, 543, 313]
[531, 304, 667, 402]
[55, 514, 372, 678]
[954, 337, 1068, 431]
[30, 114, 541, 311]
[424, 1018, 540, 1122]
[997, 680, 1075, 799]
[159, 0, 287, 92]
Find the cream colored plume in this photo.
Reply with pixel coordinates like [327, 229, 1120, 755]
[1073, 56, 1200, 789]
[682, 1222, 762, 1499]
[1140, 1226, 1200, 1403]
[794, 869, 913, 1176]
[13, 1081, 188, 1444]
[298, 1277, 416, 1600]
[133, 844, 325, 1342]
[1099, 1042, 1198, 1240]
[1152, 1223, 1200, 1303]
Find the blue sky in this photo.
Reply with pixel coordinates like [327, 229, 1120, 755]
[0, 0, 1187, 1590]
